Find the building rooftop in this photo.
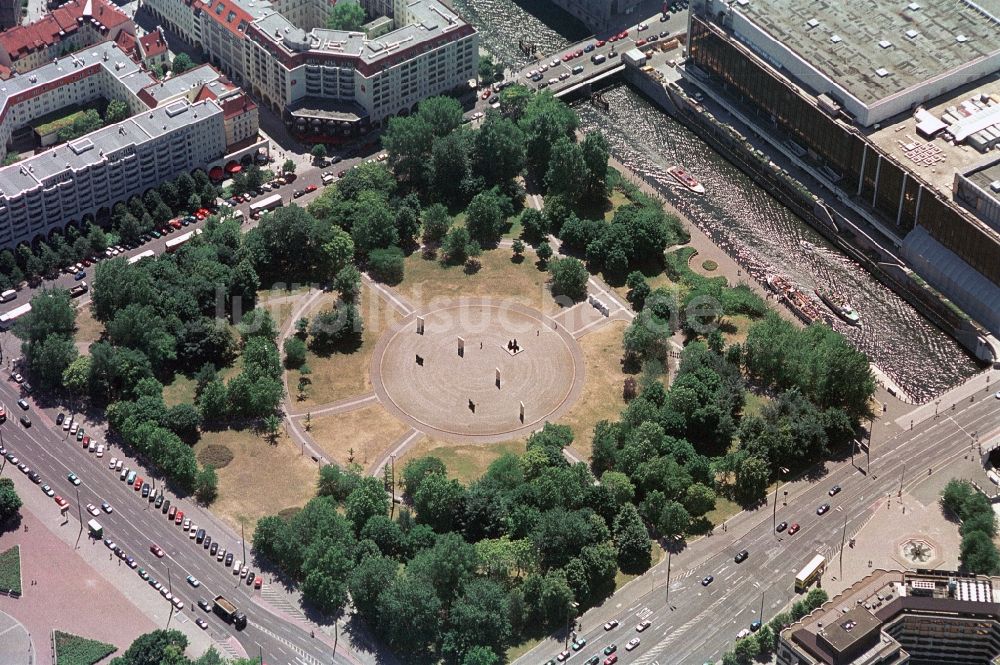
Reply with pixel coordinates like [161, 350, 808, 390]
[868, 78, 1000, 199]
[249, 0, 472, 65]
[966, 159, 1000, 210]
[732, 0, 1000, 106]
[0, 42, 150, 122]
[139, 63, 225, 104]
[0, 0, 131, 61]
[138, 28, 168, 58]
[0, 98, 221, 198]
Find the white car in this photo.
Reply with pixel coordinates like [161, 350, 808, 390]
[86, 503, 100, 517]
[172, 597, 184, 610]
[240, 566, 248, 578]
[187, 575, 201, 587]
[636, 620, 651, 632]
[736, 628, 751, 640]
[189, 525, 198, 538]
[70, 423, 78, 435]
[96, 445, 104, 458]
[550, 58, 560, 67]
[115, 460, 123, 472]
[109, 457, 118, 469]
[88, 440, 96, 453]
[63, 418, 71, 431]
[637, 21, 648, 31]
[626, 638, 640, 651]
[233, 560, 242, 574]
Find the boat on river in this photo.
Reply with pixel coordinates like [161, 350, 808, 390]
[766, 274, 825, 325]
[667, 165, 706, 194]
[815, 288, 861, 326]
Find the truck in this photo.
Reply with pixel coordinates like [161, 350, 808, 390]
[69, 282, 88, 298]
[87, 519, 103, 538]
[127, 250, 155, 265]
[213, 595, 247, 629]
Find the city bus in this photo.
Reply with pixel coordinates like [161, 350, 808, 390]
[127, 250, 155, 264]
[249, 193, 283, 216]
[795, 554, 826, 592]
[0, 302, 31, 328]
[164, 228, 203, 253]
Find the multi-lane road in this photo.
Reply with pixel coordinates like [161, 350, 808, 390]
[0, 374, 370, 665]
[517, 385, 1000, 665]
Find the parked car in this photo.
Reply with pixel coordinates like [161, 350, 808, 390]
[625, 638, 640, 651]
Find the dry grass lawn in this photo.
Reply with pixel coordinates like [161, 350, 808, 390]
[194, 427, 319, 533]
[395, 437, 527, 485]
[162, 358, 242, 407]
[557, 320, 628, 460]
[720, 314, 754, 347]
[74, 307, 103, 348]
[257, 285, 311, 331]
[308, 403, 409, 471]
[288, 283, 400, 408]
[399, 248, 561, 315]
[741, 390, 771, 419]
[609, 271, 678, 306]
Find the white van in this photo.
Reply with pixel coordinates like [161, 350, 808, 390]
[0, 289, 16, 303]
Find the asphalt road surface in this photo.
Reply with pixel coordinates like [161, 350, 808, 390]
[516, 388, 1000, 665]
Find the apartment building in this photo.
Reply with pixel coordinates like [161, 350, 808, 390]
[0, 0, 134, 76]
[0, 98, 225, 248]
[144, 0, 477, 139]
[0, 0, 19, 31]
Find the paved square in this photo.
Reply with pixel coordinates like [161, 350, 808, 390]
[372, 298, 586, 442]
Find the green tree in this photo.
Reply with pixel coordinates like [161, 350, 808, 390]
[311, 144, 328, 162]
[581, 131, 610, 200]
[0, 478, 22, 524]
[442, 226, 472, 265]
[461, 647, 500, 665]
[345, 476, 389, 533]
[368, 246, 405, 285]
[613, 503, 651, 573]
[377, 574, 441, 657]
[519, 91, 579, 176]
[194, 465, 218, 504]
[350, 191, 398, 255]
[734, 454, 770, 506]
[301, 539, 353, 614]
[961, 529, 1000, 574]
[105, 99, 130, 124]
[198, 378, 229, 423]
[441, 579, 512, 663]
[548, 257, 589, 302]
[382, 115, 434, 187]
[413, 472, 466, 533]
[657, 500, 690, 539]
[418, 96, 464, 137]
[326, 0, 365, 30]
[464, 189, 508, 245]
[403, 456, 447, 497]
[62, 355, 91, 397]
[348, 554, 398, 623]
[110, 629, 187, 665]
[474, 114, 526, 185]
[171, 53, 193, 74]
[282, 158, 296, 174]
[422, 203, 452, 245]
[283, 336, 307, 369]
[317, 464, 360, 502]
[544, 137, 589, 205]
[477, 54, 499, 83]
[683, 482, 717, 517]
[535, 240, 552, 265]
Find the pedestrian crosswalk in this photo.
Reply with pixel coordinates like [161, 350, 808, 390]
[261, 583, 306, 620]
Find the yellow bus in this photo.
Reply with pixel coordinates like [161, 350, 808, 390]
[795, 554, 826, 592]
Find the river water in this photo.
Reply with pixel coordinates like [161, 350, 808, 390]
[449, 0, 983, 402]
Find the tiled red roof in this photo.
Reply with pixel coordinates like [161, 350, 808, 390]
[138, 30, 167, 58]
[115, 30, 137, 57]
[221, 92, 256, 119]
[0, 0, 131, 60]
[201, 0, 252, 40]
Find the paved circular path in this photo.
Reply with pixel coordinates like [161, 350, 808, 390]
[371, 298, 586, 443]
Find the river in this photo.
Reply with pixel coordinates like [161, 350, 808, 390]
[448, 0, 983, 402]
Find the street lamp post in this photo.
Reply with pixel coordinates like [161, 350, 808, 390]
[898, 463, 905, 498]
[664, 547, 673, 608]
[75, 487, 83, 543]
[772, 482, 778, 535]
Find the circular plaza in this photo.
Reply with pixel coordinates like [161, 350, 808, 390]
[371, 298, 586, 442]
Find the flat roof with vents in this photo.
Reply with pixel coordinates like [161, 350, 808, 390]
[729, 0, 1000, 113]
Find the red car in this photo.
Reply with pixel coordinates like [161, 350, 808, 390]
[195, 211, 206, 220]
[175, 510, 184, 525]
[618, 30, 628, 39]
[788, 523, 800, 535]
[562, 53, 573, 61]
[596, 39, 606, 47]
[54, 495, 68, 508]
[254, 576, 263, 589]
[197, 208, 210, 217]
[150, 544, 165, 558]
[82, 435, 90, 448]
[134, 476, 144, 490]
[573, 49, 583, 58]
[304, 184, 317, 193]
[636, 38, 647, 46]
[169, 219, 182, 229]
[480, 89, 491, 99]
[609, 35, 619, 42]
